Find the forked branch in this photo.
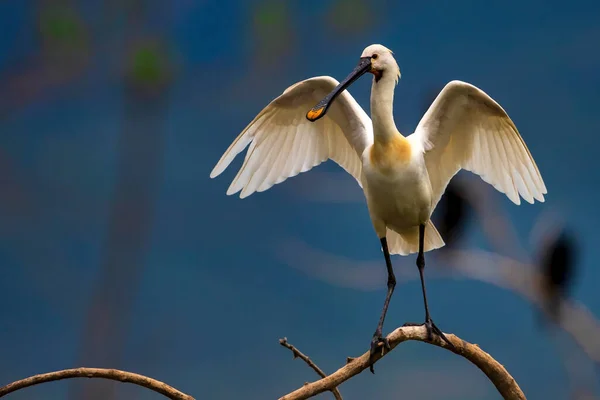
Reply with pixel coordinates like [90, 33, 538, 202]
[279, 325, 525, 400]
[279, 338, 343, 400]
[0, 323, 525, 400]
[0, 368, 194, 399]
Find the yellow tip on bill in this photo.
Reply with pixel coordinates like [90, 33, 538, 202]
[306, 107, 324, 121]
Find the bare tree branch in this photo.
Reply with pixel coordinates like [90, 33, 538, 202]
[0, 368, 194, 400]
[279, 338, 343, 400]
[279, 325, 525, 400]
[445, 249, 600, 366]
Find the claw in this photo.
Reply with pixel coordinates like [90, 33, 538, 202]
[368, 334, 390, 374]
[403, 319, 456, 351]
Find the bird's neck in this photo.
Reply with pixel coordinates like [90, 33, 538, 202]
[370, 74, 401, 143]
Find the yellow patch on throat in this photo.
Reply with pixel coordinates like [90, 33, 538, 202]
[369, 135, 412, 172]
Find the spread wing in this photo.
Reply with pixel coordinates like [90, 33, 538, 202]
[210, 76, 373, 198]
[409, 80, 547, 209]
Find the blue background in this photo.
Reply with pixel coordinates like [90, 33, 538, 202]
[1, 0, 599, 399]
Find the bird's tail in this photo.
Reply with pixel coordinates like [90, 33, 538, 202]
[385, 220, 445, 256]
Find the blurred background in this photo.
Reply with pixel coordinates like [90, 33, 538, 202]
[1, 0, 599, 399]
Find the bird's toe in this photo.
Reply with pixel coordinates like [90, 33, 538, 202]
[403, 319, 456, 350]
[368, 334, 390, 374]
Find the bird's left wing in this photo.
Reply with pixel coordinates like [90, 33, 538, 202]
[210, 76, 373, 198]
[409, 80, 547, 209]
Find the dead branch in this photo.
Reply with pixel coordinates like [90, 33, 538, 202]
[0, 368, 194, 400]
[279, 325, 525, 400]
[445, 249, 600, 365]
[279, 338, 343, 400]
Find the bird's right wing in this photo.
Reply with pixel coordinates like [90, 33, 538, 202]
[210, 76, 373, 198]
[409, 80, 547, 209]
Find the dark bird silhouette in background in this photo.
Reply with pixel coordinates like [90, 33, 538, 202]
[537, 228, 578, 325]
[433, 180, 470, 250]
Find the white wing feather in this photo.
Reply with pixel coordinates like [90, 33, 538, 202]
[210, 76, 373, 198]
[410, 80, 547, 210]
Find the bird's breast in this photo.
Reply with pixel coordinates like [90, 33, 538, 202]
[362, 145, 433, 228]
[368, 135, 412, 175]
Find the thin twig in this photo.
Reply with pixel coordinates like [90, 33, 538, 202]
[279, 338, 343, 400]
[279, 325, 525, 400]
[0, 368, 194, 399]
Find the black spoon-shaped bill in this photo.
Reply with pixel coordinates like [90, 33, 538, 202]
[306, 56, 372, 122]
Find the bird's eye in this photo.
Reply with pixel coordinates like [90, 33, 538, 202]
[372, 54, 379, 60]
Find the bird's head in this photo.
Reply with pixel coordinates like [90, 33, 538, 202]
[360, 44, 401, 84]
[306, 44, 400, 122]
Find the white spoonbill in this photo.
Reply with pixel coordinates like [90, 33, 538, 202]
[210, 44, 547, 372]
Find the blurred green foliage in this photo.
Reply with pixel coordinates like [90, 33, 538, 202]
[125, 41, 173, 94]
[252, 0, 293, 64]
[38, 4, 87, 51]
[254, 1, 286, 26]
[326, 0, 372, 36]
[131, 46, 164, 83]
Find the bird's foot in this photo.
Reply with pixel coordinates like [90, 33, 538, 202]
[403, 318, 455, 350]
[368, 331, 390, 374]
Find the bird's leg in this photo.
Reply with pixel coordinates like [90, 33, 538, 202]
[403, 224, 456, 350]
[368, 237, 395, 374]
